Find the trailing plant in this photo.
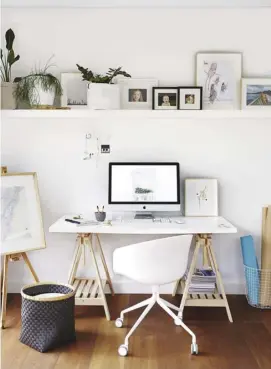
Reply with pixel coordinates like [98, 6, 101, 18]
[14, 60, 62, 105]
[76, 64, 131, 83]
[1, 28, 20, 82]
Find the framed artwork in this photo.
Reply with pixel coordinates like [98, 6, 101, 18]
[196, 53, 242, 110]
[1, 173, 46, 255]
[242, 78, 271, 109]
[178, 87, 202, 110]
[117, 78, 158, 109]
[185, 178, 218, 217]
[61, 73, 88, 108]
[152, 87, 178, 110]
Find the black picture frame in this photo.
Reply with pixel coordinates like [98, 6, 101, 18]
[178, 86, 203, 110]
[108, 162, 180, 205]
[152, 87, 179, 110]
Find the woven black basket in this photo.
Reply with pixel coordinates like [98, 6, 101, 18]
[20, 283, 76, 352]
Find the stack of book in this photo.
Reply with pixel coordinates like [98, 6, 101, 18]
[186, 268, 216, 294]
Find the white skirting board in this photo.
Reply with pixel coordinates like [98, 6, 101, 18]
[8, 279, 245, 294]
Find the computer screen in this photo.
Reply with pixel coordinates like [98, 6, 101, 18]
[109, 163, 180, 204]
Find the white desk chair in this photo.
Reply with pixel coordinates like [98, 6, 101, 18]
[113, 234, 198, 357]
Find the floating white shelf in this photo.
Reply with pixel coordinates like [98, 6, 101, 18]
[1, 109, 271, 119]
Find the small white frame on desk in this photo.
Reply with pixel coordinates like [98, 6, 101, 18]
[49, 215, 237, 322]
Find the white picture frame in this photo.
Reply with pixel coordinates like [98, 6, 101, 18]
[61, 73, 88, 109]
[117, 78, 158, 110]
[185, 178, 218, 217]
[1, 173, 46, 255]
[241, 78, 271, 109]
[196, 53, 242, 110]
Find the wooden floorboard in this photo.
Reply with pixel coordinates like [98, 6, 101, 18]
[1, 294, 270, 369]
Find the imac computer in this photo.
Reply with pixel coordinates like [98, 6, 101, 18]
[108, 162, 180, 219]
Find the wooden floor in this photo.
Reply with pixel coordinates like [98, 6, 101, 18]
[1, 294, 271, 369]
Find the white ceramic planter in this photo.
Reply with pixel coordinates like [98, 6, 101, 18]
[29, 80, 55, 106]
[87, 83, 120, 110]
[1, 82, 16, 109]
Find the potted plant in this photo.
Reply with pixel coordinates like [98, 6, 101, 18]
[76, 64, 131, 110]
[14, 61, 62, 107]
[1, 28, 20, 109]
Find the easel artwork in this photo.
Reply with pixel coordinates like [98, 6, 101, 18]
[68, 233, 114, 321]
[1, 168, 46, 328]
[173, 234, 233, 323]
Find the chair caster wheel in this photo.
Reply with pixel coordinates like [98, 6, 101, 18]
[191, 343, 199, 355]
[115, 318, 123, 328]
[174, 318, 182, 326]
[118, 344, 128, 356]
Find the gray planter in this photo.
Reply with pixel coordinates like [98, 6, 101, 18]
[1, 82, 16, 109]
[95, 212, 106, 222]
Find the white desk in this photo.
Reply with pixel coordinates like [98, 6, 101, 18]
[49, 216, 237, 321]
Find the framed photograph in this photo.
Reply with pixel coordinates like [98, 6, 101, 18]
[242, 78, 271, 109]
[178, 87, 202, 110]
[117, 78, 158, 110]
[196, 53, 242, 110]
[1, 173, 46, 255]
[152, 87, 178, 110]
[185, 178, 218, 217]
[61, 73, 88, 108]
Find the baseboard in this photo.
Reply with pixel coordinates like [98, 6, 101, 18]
[8, 279, 245, 294]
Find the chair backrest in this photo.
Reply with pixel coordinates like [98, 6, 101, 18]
[113, 235, 193, 286]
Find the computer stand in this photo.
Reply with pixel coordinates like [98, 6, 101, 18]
[134, 212, 154, 220]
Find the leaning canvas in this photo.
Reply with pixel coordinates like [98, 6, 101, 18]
[196, 53, 242, 110]
[185, 179, 218, 217]
[1, 173, 46, 255]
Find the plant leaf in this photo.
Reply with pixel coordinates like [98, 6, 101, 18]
[13, 77, 22, 83]
[5, 29, 15, 51]
[7, 49, 14, 64]
[9, 54, 20, 66]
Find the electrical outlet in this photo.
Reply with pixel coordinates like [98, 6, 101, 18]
[101, 144, 110, 154]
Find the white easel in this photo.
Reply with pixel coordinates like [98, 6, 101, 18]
[1, 168, 45, 328]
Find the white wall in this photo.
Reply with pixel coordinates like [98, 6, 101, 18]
[2, 0, 271, 8]
[1, 8, 271, 293]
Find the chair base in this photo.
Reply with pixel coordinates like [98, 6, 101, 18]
[115, 287, 198, 357]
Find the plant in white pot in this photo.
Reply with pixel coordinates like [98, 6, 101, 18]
[1, 28, 20, 109]
[76, 64, 131, 110]
[14, 61, 62, 108]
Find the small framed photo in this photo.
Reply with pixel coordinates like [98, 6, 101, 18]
[242, 78, 271, 109]
[152, 87, 178, 110]
[117, 78, 158, 110]
[178, 87, 202, 110]
[61, 73, 88, 109]
[185, 178, 218, 217]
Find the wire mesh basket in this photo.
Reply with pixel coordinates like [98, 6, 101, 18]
[244, 265, 271, 309]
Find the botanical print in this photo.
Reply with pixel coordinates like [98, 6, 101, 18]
[197, 53, 241, 109]
[246, 85, 271, 106]
[202, 60, 234, 106]
[196, 186, 208, 209]
[185, 179, 218, 216]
